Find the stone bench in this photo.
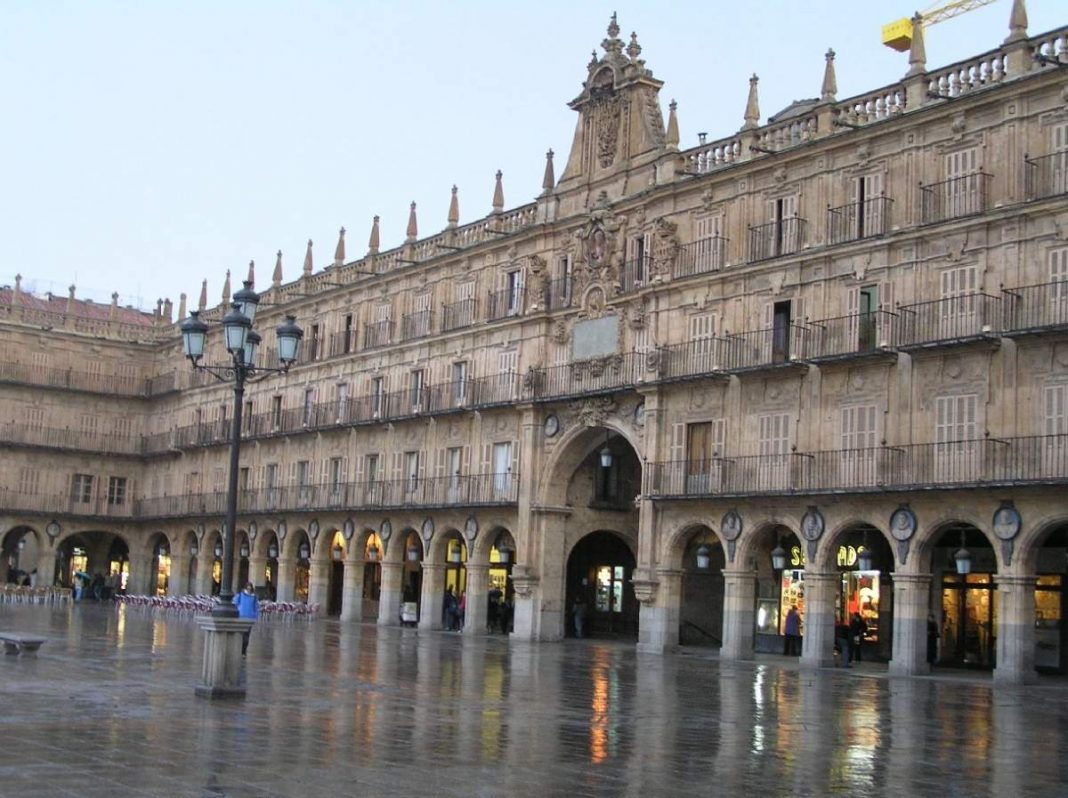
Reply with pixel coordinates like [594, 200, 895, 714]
[0, 633, 47, 656]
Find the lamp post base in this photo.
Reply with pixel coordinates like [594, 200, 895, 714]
[194, 615, 253, 700]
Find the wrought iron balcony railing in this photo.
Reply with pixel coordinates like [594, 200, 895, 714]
[647, 434, 1068, 498]
[0, 423, 146, 456]
[674, 237, 728, 279]
[801, 310, 897, 362]
[895, 293, 1002, 349]
[827, 196, 893, 244]
[486, 288, 524, 321]
[748, 217, 806, 262]
[442, 298, 477, 331]
[1024, 152, 1068, 201]
[920, 173, 992, 224]
[619, 256, 652, 294]
[544, 277, 573, 312]
[363, 320, 393, 349]
[528, 353, 644, 401]
[400, 310, 433, 341]
[1002, 280, 1068, 335]
[329, 328, 357, 357]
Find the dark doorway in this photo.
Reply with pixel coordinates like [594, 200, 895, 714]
[566, 531, 638, 639]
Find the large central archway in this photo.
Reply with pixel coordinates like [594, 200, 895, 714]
[566, 530, 638, 639]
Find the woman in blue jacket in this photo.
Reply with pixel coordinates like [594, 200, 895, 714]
[233, 582, 259, 656]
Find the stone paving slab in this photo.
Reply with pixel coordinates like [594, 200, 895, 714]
[0, 604, 1066, 797]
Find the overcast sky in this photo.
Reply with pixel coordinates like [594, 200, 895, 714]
[1, 1, 1062, 313]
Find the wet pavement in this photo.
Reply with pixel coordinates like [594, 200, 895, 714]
[0, 604, 1066, 798]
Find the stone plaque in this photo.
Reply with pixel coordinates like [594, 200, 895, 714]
[572, 316, 618, 360]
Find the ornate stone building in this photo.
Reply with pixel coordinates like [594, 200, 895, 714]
[2, 5, 1067, 683]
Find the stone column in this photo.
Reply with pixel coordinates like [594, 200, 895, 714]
[126, 551, 152, 595]
[636, 569, 682, 654]
[168, 554, 191, 596]
[247, 556, 267, 590]
[275, 558, 295, 602]
[193, 557, 213, 596]
[377, 561, 403, 626]
[994, 574, 1038, 685]
[419, 563, 446, 631]
[340, 559, 366, 622]
[509, 567, 540, 640]
[35, 548, 57, 589]
[463, 563, 489, 635]
[800, 570, 837, 669]
[307, 558, 330, 609]
[719, 567, 756, 660]
[888, 573, 933, 677]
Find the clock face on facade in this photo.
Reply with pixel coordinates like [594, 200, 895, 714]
[544, 414, 560, 437]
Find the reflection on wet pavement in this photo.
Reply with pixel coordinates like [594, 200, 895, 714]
[0, 604, 1065, 797]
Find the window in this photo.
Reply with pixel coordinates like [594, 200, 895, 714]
[943, 148, 980, 218]
[265, 464, 278, 508]
[841, 405, 879, 485]
[106, 476, 127, 506]
[23, 407, 43, 430]
[371, 376, 385, 417]
[335, 383, 349, 422]
[365, 454, 379, 483]
[452, 361, 468, 404]
[758, 413, 791, 488]
[296, 460, 311, 504]
[329, 457, 344, 496]
[694, 214, 724, 273]
[70, 473, 94, 504]
[557, 254, 573, 306]
[627, 232, 651, 287]
[271, 396, 283, 430]
[686, 420, 725, 493]
[404, 451, 420, 495]
[80, 414, 99, 436]
[446, 446, 463, 501]
[939, 264, 978, 336]
[492, 441, 513, 499]
[762, 194, 800, 258]
[342, 313, 354, 354]
[17, 468, 39, 495]
[409, 369, 425, 412]
[762, 299, 802, 363]
[934, 394, 979, 481]
[303, 388, 316, 426]
[238, 467, 250, 492]
[1051, 248, 1068, 306]
[244, 399, 254, 433]
[497, 350, 517, 397]
[1044, 384, 1067, 476]
[308, 323, 322, 361]
[850, 173, 885, 238]
[689, 312, 718, 363]
[506, 270, 524, 315]
[412, 292, 432, 337]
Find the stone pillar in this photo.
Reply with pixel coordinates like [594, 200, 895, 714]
[169, 554, 191, 596]
[246, 556, 267, 590]
[719, 567, 756, 660]
[193, 557, 213, 596]
[636, 569, 682, 654]
[377, 561, 403, 626]
[35, 548, 57, 588]
[275, 558, 295, 602]
[194, 616, 253, 699]
[463, 564, 489, 635]
[307, 558, 330, 609]
[126, 551, 152, 595]
[888, 573, 933, 677]
[340, 559, 366, 622]
[994, 574, 1038, 685]
[800, 571, 837, 669]
[509, 566, 540, 640]
[419, 563, 446, 631]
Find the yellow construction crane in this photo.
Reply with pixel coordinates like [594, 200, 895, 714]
[882, 0, 998, 52]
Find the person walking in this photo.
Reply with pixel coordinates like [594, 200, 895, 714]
[443, 587, 458, 631]
[783, 605, 801, 656]
[572, 595, 588, 639]
[233, 582, 259, 656]
[849, 612, 868, 663]
[927, 613, 941, 666]
[834, 615, 852, 667]
[458, 591, 467, 631]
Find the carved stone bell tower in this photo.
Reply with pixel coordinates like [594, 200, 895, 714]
[558, 14, 667, 195]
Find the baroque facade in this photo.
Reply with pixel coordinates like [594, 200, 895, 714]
[2, 6, 1068, 683]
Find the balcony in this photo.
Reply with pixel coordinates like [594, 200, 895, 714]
[442, 298, 478, 331]
[329, 329, 356, 357]
[0, 423, 147, 455]
[827, 196, 893, 245]
[920, 173, 992, 224]
[719, 325, 811, 372]
[654, 339, 734, 383]
[400, 310, 432, 341]
[544, 278, 573, 312]
[0, 361, 152, 397]
[426, 372, 519, 412]
[363, 320, 393, 350]
[895, 294, 1002, 350]
[0, 487, 136, 518]
[132, 473, 520, 519]
[1002, 281, 1068, 335]
[486, 288, 523, 322]
[1025, 153, 1068, 202]
[748, 217, 806, 263]
[801, 311, 897, 363]
[619, 256, 651, 294]
[529, 353, 643, 401]
[674, 237, 727, 279]
[647, 434, 1068, 499]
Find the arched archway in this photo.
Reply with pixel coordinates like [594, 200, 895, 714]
[488, 528, 516, 634]
[929, 522, 998, 669]
[56, 531, 129, 598]
[326, 529, 346, 616]
[293, 530, 311, 603]
[399, 530, 423, 625]
[565, 530, 638, 639]
[147, 532, 172, 596]
[2, 526, 39, 585]
[677, 527, 725, 648]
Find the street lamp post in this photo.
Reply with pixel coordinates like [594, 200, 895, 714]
[179, 281, 302, 696]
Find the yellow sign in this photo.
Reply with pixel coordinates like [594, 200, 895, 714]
[789, 545, 867, 568]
